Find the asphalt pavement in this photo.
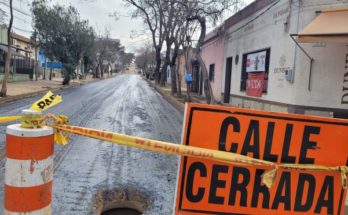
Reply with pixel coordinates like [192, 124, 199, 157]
[0, 74, 183, 214]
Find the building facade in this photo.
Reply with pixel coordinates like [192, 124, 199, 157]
[11, 32, 34, 59]
[222, 0, 348, 117]
[202, 26, 225, 102]
[0, 29, 35, 82]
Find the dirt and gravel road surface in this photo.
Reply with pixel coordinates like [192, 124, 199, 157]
[0, 74, 183, 214]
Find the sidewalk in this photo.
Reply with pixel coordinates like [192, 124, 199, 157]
[144, 78, 206, 113]
[0, 75, 97, 104]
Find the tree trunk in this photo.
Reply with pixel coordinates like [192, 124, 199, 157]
[196, 53, 214, 104]
[62, 63, 73, 85]
[161, 41, 172, 86]
[43, 55, 47, 80]
[160, 63, 167, 86]
[170, 43, 179, 95]
[184, 48, 191, 102]
[0, 0, 13, 97]
[175, 52, 181, 97]
[109, 63, 112, 76]
[35, 62, 39, 81]
[49, 62, 53, 80]
[34, 31, 38, 81]
[95, 65, 98, 78]
[154, 46, 161, 84]
[176, 62, 181, 97]
[186, 83, 191, 102]
[189, 16, 215, 104]
[160, 63, 168, 86]
[170, 65, 177, 96]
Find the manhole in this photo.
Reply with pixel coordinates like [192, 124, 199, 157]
[92, 185, 151, 215]
[102, 208, 141, 215]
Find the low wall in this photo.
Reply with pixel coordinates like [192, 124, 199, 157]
[0, 73, 31, 82]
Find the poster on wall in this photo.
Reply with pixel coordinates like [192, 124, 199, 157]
[246, 72, 265, 97]
[246, 51, 266, 72]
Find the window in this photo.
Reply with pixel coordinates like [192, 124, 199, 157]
[240, 48, 270, 93]
[209, 64, 215, 81]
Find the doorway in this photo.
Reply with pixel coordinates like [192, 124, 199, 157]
[192, 63, 200, 93]
[224, 57, 233, 103]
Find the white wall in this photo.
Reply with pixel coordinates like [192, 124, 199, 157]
[223, 0, 348, 110]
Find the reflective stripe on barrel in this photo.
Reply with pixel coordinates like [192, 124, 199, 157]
[5, 124, 54, 214]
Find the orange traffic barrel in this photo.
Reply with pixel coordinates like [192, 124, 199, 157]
[4, 110, 54, 214]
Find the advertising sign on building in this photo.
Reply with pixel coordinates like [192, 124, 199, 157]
[175, 103, 348, 215]
[246, 51, 267, 72]
[246, 72, 265, 97]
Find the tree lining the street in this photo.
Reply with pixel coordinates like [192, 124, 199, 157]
[91, 26, 134, 78]
[91, 30, 124, 78]
[125, 0, 243, 103]
[135, 44, 156, 78]
[124, 0, 168, 84]
[32, 0, 95, 85]
[119, 52, 135, 71]
[173, 0, 243, 104]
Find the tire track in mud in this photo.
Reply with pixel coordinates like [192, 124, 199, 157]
[53, 76, 133, 214]
[53, 101, 102, 171]
[53, 76, 127, 170]
[54, 139, 105, 215]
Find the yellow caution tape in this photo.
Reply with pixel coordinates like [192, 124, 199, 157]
[262, 164, 348, 189]
[1, 108, 347, 189]
[21, 112, 44, 128]
[0, 116, 21, 123]
[0, 91, 62, 125]
[261, 167, 278, 188]
[49, 124, 275, 168]
[49, 123, 348, 189]
[0, 112, 70, 145]
[340, 166, 348, 189]
[30, 91, 62, 111]
[54, 130, 69, 145]
[45, 114, 70, 145]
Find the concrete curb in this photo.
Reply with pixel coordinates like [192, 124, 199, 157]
[0, 74, 126, 105]
[0, 81, 84, 106]
[144, 78, 185, 114]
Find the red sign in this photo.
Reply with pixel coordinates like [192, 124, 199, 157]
[247, 72, 264, 97]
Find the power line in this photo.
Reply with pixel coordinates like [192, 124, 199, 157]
[13, 26, 33, 33]
[0, 0, 31, 17]
[14, 14, 31, 24]
[2, 9, 32, 24]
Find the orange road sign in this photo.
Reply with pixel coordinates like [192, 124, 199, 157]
[175, 103, 348, 215]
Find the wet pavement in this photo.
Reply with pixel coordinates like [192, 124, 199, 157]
[0, 74, 183, 214]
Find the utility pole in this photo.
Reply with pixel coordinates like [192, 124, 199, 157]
[43, 34, 47, 80]
[34, 30, 38, 81]
[0, 0, 13, 97]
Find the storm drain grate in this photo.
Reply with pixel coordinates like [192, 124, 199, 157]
[92, 185, 151, 215]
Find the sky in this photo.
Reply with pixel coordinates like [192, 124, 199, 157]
[0, 0, 254, 53]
